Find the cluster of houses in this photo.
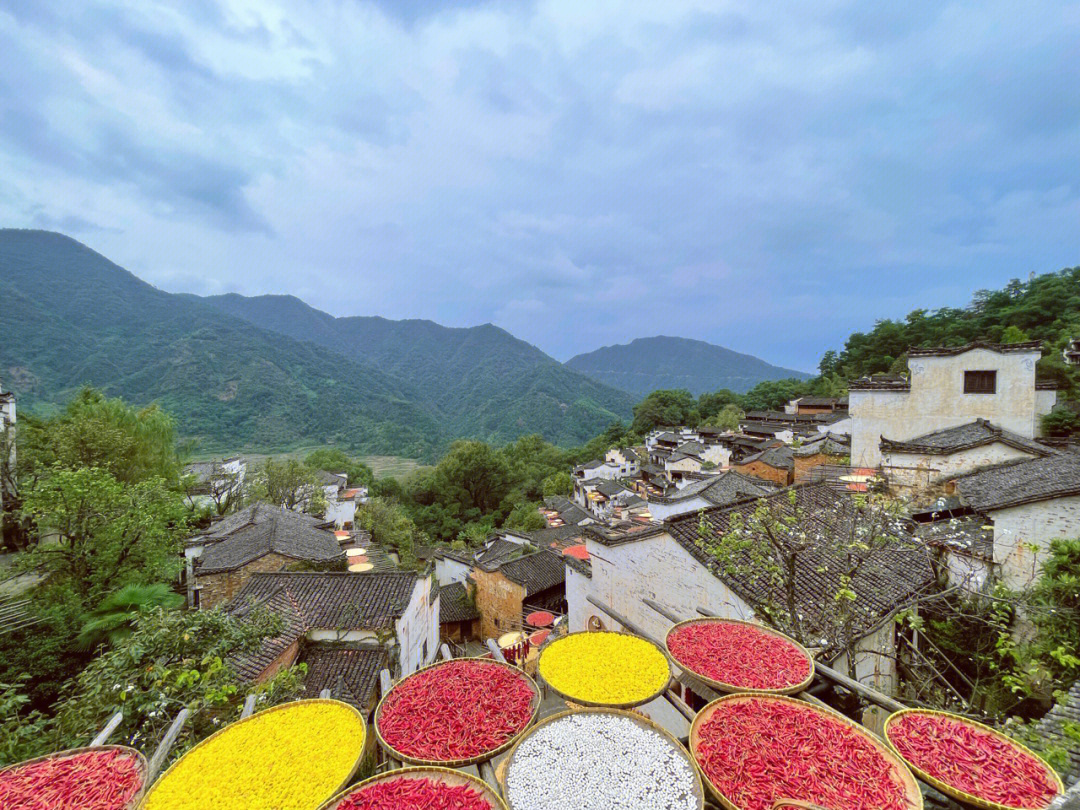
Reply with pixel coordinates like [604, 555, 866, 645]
[0, 381, 14, 533]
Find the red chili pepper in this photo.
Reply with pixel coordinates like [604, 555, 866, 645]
[889, 711, 1059, 809]
[336, 776, 494, 809]
[0, 749, 142, 810]
[668, 622, 811, 690]
[695, 697, 909, 810]
[378, 661, 534, 762]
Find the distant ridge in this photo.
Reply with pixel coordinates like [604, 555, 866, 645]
[566, 335, 810, 397]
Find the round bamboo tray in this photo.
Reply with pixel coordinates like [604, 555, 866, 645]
[664, 617, 815, 695]
[689, 693, 923, 810]
[374, 657, 541, 768]
[771, 803, 831, 810]
[883, 708, 1064, 810]
[537, 629, 673, 709]
[139, 698, 365, 809]
[316, 766, 508, 810]
[0, 744, 148, 810]
[502, 707, 706, 810]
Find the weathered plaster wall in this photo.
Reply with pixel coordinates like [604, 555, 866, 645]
[851, 348, 1046, 467]
[991, 495, 1080, 590]
[883, 442, 1036, 493]
[395, 576, 439, 675]
[472, 567, 526, 640]
[648, 495, 711, 523]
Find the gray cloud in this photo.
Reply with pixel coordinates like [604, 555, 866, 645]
[1, 0, 1078, 372]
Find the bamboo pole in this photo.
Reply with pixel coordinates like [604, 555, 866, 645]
[147, 708, 189, 784]
[240, 694, 257, 719]
[89, 711, 123, 746]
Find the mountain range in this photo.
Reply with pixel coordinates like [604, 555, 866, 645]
[0, 230, 808, 456]
[567, 336, 810, 397]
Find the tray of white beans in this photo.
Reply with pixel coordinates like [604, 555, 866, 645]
[503, 708, 704, 810]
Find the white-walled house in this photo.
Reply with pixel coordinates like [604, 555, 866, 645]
[566, 485, 935, 719]
[849, 341, 1057, 468]
[647, 471, 774, 522]
[881, 420, 1055, 495]
[605, 447, 640, 476]
[951, 453, 1080, 590]
[183, 457, 247, 513]
[0, 384, 14, 521]
[231, 570, 440, 678]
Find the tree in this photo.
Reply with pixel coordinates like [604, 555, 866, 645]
[77, 584, 185, 650]
[436, 441, 511, 515]
[1001, 325, 1031, 344]
[50, 606, 305, 762]
[1042, 406, 1080, 438]
[631, 390, 697, 434]
[20, 467, 189, 603]
[694, 489, 921, 670]
[701, 404, 744, 431]
[502, 503, 546, 532]
[740, 379, 810, 412]
[356, 497, 424, 567]
[304, 448, 375, 488]
[247, 458, 326, 514]
[542, 472, 573, 498]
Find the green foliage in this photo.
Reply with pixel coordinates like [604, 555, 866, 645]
[631, 390, 698, 434]
[356, 497, 425, 566]
[21, 467, 188, 602]
[247, 457, 326, 514]
[77, 584, 185, 650]
[1042, 406, 1080, 438]
[700, 404, 745, 431]
[0, 678, 50, 765]
[1028, 539, 1080, 685]
[502, 502, 547, 532]
[50, 606, 304, 761]
[740, 379, 811, 412]
[542, 472, 573, 497]
[304, 448, 375, 488]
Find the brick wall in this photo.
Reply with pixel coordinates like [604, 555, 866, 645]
[255, 637, 301, 683]
[196, 552, 293, 609]
[471, 567, 525, 640]
[734, 460, 792, 486]
[793, 453, 845, 483]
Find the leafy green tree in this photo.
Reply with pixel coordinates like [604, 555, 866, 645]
[436, 441, 511, 515]
[304, 448, 375, 488]
[1042, 406, 1080, 438]
[542, 472, 573, 497]
[697, 390, 741, 421]
[502, 503, 546, 532]
[740, 379, 810, 412]
[51, 606, 305, 761]
[1001, 325, 1031, 344]
[631, 390, 697, 434]
[356, 497, 424, 566]
[20, 467, 188, 603]
[0, 678, 50, 766]
[700, 404, 744, 431]
[247, 458, 326, 514]
[77, 584, 185, 650]
[1028, 539, 1080, 686]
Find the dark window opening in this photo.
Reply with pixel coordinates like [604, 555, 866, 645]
[964, 370, 997, 394]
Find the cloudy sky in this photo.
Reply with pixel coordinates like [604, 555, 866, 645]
[2, 1, 1078, 371]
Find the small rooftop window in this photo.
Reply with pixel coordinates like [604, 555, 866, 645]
[964, 370, 997, 394]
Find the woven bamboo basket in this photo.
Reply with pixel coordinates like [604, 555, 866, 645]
[315, 766, 508, 810]
[537, 629, 673, 709]
[664, 617, 815, 695]
[374, 657, 541, 768]
[689, 693, 923, 810]
[883, 708, 1064, 810]
[501, 706, 706, 810]
[139, 698, 366, 809]
[0, 744, 148, 810]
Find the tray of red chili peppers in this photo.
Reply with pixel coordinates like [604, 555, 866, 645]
[665, 618, 814, 694]
[884, 708, 1063, 810]
[0, 744, 147, 810]
[317, 766, 508, 810]
[771, 803, 832, 810]
[689, 693, 923, 810]
[375, 658, 541, 767]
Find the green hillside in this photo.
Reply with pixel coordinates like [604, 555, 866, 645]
[198, 293, 635, 446]
[0, 230, 440, 455]
[566, 335, 810, 397]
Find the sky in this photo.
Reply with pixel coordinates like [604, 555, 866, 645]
[1, 1, 1079, 372]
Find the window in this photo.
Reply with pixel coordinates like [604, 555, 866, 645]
[964, 370, 997, 394]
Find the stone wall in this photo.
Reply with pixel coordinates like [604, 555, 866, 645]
[471, 567, 525, 640]
[196, 552, 293, 609]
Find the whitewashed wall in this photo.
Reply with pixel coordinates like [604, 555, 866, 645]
[435, 555, 472, 584]
[565, 563, 590, 632]
[648, 496, 711, 522]
[883, 442, 1036, 492]
[395, 576, 439, 675]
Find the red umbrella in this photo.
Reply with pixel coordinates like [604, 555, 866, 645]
[525, 610, 554, 628]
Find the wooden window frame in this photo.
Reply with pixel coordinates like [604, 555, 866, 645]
[964, 370, 997, 394]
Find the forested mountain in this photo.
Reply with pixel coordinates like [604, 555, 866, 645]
[566, 336, 810, 397]
[196, 293, 635, 447]
[0, 230, 633, 455]
[820, 268, 1080, 397]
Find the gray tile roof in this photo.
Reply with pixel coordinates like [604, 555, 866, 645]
[665, 484, 936, 648]
[849, 375, 911, 392]
[881, 419, 1054, 457]
[228, 587, 308, 682]
[954, 453, 1080, 512]
[232, 571, 419, 630]
[498, 550, 566, 595]
[476, 537, 525, 570]
[543, 496, 591, 526]
[194, 503, 343, 574]
[914, 516, 994, 561]
[521, 524, 585, 548]
[793, 433, 851, 458]
[439, 582, 480, 623]
[563, 553, 592, 578]
[653, 471, 775, 506]
[656, 432, 682, 443]
[907, 340, 1043, 357]
[1032, 679, 1080, 786]
[739, 445, 794, 470]
[595, 479, 629, 497]
[299, 644, 386, 710]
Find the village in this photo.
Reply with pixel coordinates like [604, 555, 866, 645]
[4, 336, 1077, 808]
